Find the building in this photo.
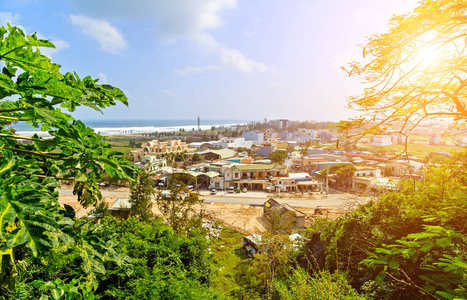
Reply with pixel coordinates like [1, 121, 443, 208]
[278, 131, 293, 141]
[430, 134, 441, 145]
[269, 119, 291, 129]
[354, 166, 381, 177]
[242, 130, 264, 145]
[132, 139, 189, 162]
[271, 173, 321, 192]
[263, 198, 306, 229]
[134, 156, 167, 173]
[307, 148, 324, 155]
[185, 132, 220, 142]
[293, 128, 317, 142]
[224, 164, 287, 190]
[197, 149, 237, 161]
[386, 160, 425, 177]
[372, 135, 392, 146]
[211, 137, 253, 149]
[257, 146, 274, 157]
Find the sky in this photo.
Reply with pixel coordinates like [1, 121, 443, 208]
[1, 0, 420, 122]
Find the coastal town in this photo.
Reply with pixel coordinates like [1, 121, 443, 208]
[3, 0, 467, 297]
[61, 118, 456, 237]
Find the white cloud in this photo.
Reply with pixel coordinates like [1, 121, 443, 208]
[98, 72, 108, 84]
[175, 65, 221, 75]
[162, 89, 177, 97]
[68, 0, 266, 73]
[0, 12, 21, 27]
[70, 14, 127, 54]
[0, 13, 69, 58]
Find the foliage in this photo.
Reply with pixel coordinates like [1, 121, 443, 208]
[269, 150, 288, 164]
[0, 25, 137, 294]
[273, 268, 364, 300]
[251, 234, 298, 296]
[129, 171, 155, 221]
[311, 152, 467, 299]
[343, 0, 467, 146]
[94, 217, 222, 300]
[263, 209, 296, 235]
[320, 163, 357, 187]
[155, 184, 203, 235]
[30, 277, 96, 300]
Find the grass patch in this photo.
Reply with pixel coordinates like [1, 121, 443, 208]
[210, 226, 249, 295]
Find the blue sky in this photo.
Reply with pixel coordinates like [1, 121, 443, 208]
[1, 0, 419, 121]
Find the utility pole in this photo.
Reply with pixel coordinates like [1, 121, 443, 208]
[197, 116, 200, 132]
[326, 168, 329, 194]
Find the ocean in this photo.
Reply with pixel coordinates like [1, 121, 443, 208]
[10, 119, 251, 136]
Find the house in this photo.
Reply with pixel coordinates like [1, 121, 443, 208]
[271, 173, 321, 192]
[264, 128, 279, 143]
[257, 146, 274, 157]
[209, 176, 225, 190]
[224, 164, 287, 190]
[263, 198, 306, 229]
[386, 160, 425, 177]
[293, 128, 317, 142]
[317, 130, 339, 142]
[108, 198, 132, 219]
[354, 166, 381, 177]
[352, 177, 400, 192]
[372, 135, 392, 146]
[132, 139, 189, 162]
[242, 130, 264, 145]
[211, 137, 253, 149]
[430, 134, 441, 145]
[134, 156, 167, 173]
[197, 149, 237, 161]
[278, 131, 293, 141]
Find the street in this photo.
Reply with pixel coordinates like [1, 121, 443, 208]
[58, 188, 361, 209]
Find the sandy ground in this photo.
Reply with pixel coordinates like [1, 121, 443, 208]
[59, 192, 345, 234]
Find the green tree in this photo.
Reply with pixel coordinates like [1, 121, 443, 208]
[252, 234, 297, 296]
[263, 208, 296, 235]
[342, 0, 467, 146]
[0, 25, 137, 294]
[129, 171, 155, 221]
[270, 150, 288, 164]
[321, 163, 357, 188]
[156, 184, 203, 235]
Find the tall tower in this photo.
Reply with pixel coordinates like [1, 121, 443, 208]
[198, 116, 200, 131]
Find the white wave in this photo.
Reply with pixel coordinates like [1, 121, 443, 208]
[16, 123, 245, 137]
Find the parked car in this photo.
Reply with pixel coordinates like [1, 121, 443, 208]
[235, 187, 241, 193]
[242, 187, 247, 193]
[228, 187, 235, 193]
[210, 188, 217, 195]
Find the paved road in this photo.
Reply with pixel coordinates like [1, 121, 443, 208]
[58, 188, 359, 209]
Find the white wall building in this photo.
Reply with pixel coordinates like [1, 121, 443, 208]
[293, 128, 317, 142]
[372, 135, 393, 146]
[242, 130, 264, 145]
[211, 137, 253, 149]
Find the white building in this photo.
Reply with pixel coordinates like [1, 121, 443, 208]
[354, 166, 381, 177]
[211, 137, 253, 149]
[372, 135, 392, 146]
[293, 128, 317, 142]
[242, 130, 264, 145]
